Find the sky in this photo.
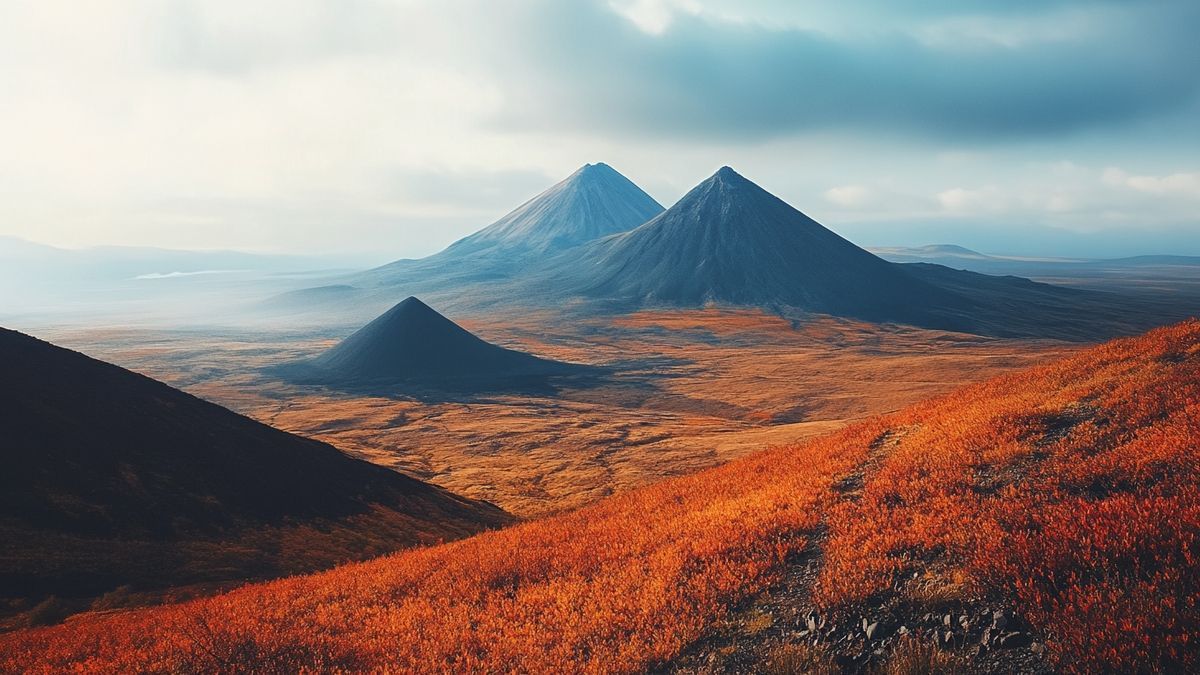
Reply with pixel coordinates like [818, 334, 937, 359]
[1, 0, 1198, 258]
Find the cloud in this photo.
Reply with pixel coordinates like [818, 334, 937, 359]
[1103, 167, 1200, 198]
[824, 185, 871, 207]
[0, 0, 1196, 258]
[936, 187, 1005, 214]
[480, 0, 1200, 141]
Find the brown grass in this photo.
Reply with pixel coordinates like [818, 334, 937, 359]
[876, 637, 965, 675]
[764, 642, 839, 675]
[42, 311, 1072, 517]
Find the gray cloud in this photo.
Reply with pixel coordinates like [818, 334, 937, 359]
[482, 0, 1200, 141]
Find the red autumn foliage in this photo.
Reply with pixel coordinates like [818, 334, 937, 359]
[3, 321, 1197, 673]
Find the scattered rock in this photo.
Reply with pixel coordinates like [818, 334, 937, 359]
[992, 610, 1008, 631]
[1000, 631, 1030, 648]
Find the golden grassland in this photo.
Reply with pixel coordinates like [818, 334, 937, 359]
[4, 320, 1197, 672]
[39, 310, 1073, 517]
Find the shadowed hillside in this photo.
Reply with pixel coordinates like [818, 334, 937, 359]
[5, 321, 1197, 673]
[565, 167, 967, 320]
[278, 296, 588, 392]
[0, 327, 512, 610]
[524, 167, 1195, 340]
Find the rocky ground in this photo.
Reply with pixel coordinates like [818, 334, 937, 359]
[661, 428, 1054, 674]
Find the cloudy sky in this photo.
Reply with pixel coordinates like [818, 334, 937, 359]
[2, 0, 1198, 258]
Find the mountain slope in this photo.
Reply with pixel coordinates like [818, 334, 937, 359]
[354, 163, 663, 289]
[515, 167, 1194, 340]
[443, 162, 664, 257]
[287, 297, 582, 389]
[7, 321, 1197, 673]
[0, 327, 512, 601]
[545, 167, 975, 327]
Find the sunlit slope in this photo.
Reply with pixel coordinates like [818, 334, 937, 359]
[4, 321, 1198, 673]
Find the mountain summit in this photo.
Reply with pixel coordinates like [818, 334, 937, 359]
[304, 297, 578, 386]
[562, 166, 969, 323]
[346, 163, 663, 293]
[443, 163, 664, 258]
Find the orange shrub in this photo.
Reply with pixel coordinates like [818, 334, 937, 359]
[3, 320, 1198, 673]
[816, 320, 1200, 673]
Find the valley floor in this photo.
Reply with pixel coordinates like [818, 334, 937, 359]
[33, 308, 1074, 517]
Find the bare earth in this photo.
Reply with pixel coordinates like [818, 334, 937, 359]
[34, 309, 1075, 518]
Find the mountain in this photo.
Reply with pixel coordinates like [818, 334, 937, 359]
[9, 320, 1198, 672]
[513, 167, 1199, 340]
[354, 163, 663, 288]
[441, 162, 664, 257]
[0, 327, 512, 605]
[264, 166, 1199, 339]
[869, 243, 998, 264]
[550, 166, 975, 327]
[289, 297, 584, 389]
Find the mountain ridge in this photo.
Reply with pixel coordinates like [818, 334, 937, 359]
[0, 326, 512, 600]
[539, 166, 977, 329]
[352, 163, 663, 290]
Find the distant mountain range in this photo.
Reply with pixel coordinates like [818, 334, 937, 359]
[271, 164, 1198, 341]
[0, 327, 512, 603]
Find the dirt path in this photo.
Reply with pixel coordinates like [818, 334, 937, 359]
[659, 426, 1053, 674]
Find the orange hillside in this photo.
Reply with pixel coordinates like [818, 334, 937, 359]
[4, 321, 1199, 673]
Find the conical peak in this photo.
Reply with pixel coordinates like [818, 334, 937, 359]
[670, 165, 769, 212]
[569, 162, 618, 182]
[383, 296, 440, 322]
[708, 165, 753, 187]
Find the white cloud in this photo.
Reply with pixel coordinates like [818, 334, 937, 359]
[606, 0, 702, 34]
[1102, 167, 1200, 197]
[936, 186, 1005, 214]
[0, 1, 1196, 259]
[824, 184, 871, 207]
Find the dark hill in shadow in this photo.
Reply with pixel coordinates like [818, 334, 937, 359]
[278, 297, 596, 394]
[540, 167, 978, 331]
[519, 167, 1197, 341]
[0, 327, 513, 605]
